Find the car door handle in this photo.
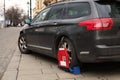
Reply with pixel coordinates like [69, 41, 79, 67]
[53, 22, 58, 25]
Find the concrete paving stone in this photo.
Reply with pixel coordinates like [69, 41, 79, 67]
[0, 57, 11, 74]
[19, 64, 52, 70]
[7, 62, 19, 70]
[14, 52, 21, 56]
[19, 55, 53, 70]
[0, 66, 5, 75]
[42, 73, 58, 80]
[19, 58, 40, 65]
[40, 63, 53, 68]
[57, 73, 82, 79]
[21, 54, 36, 61]
[19, 65, 41, 70]
[20, 60, 41, 65]
[1, 70, 17, 80]
[0, 58, 9, 66]
[14, 49, 21, 56]
[79, 73, 106, 80]
[105, 74, 120, 80]
[40, 61, 57, 66]
[22, 54, 36, 58]
[20, 56, 41, 65]
[75, 73, 106, 80]
[17, 74, 58, 80]
[75, 77, 102, 80]
[38, 57, 56, 62]
[37, 57, 56, 64]
[82, 72, 104, 78]
[19, 58, 52, 70]
[51, 64, 59, 69]
[57, 79, 75, 80]
[20, 59, 39, 64]
[18, 70, 42, 75]
[10, 56, 21, 63]
[42, 68, 66, 74]
[39, 65, 53, 69]
[5, 49, 20, 71]
[39, 59, 52, 64]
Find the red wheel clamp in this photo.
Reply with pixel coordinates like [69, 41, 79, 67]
[58, 48, 70, 68]
[58, 48, 81, 74]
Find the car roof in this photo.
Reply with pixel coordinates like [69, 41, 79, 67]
[49, 0, 120, 7]
[49, 0, 94, 7]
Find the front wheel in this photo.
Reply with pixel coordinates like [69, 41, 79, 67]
[18, 34, 30, 54]
[58, 37, 78, 68]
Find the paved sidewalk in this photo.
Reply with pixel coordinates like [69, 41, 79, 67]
[0, 27, 20, 79]
[1, 47, 21, 80]
[2, 47, 120, 80]
[1, 47, 104, 80]
[1, 47, 82, 80]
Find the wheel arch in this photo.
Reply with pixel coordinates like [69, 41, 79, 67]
[20, 30, 25, 35]
[54, 33, 76, 56]
[55, 35, 68, 52]
[54, 34, 79, 67]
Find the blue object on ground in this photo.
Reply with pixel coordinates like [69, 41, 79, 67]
[69, 66, 80, 74]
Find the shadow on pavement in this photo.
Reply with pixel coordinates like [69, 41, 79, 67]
[27, 52, 120, 75]
[29, 52, 58, 64]
[82, 62, 120, 74]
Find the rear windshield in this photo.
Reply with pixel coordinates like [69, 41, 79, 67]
[95, 1, 120, 18]
[65, 2, 91, 19]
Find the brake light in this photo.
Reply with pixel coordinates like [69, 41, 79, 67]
[78, 18, 113, 30]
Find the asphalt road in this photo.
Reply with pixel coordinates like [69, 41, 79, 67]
[0, 27, 20, 79]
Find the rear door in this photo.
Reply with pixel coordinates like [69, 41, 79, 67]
[95, 0, 120, 46]
[42, 4, 65, 55]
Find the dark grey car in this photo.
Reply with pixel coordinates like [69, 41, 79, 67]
[18, 0, 120, 68]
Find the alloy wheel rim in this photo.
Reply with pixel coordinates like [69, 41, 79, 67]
[19, 37, 27, 51]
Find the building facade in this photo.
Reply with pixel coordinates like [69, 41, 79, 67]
[33, 0, 46, 16]
[33, 0, 67, 16]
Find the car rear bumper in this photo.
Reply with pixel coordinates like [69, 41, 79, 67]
[77, 45, 120, 63]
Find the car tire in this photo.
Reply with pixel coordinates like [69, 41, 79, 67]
[18, 34, 30, 54]
[58, 37, 78, 68]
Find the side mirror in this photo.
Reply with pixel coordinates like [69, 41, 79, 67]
[25, 18, 31, 25]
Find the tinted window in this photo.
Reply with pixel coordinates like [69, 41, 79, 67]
[32, 8, 50, 23]
[47, 4, 64, 20]
[65, 2, 91, 19]
[95, 1, 120, 18]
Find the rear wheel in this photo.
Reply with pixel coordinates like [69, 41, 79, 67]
[18, 34, 30, 54]
[58, 37, 78, 68]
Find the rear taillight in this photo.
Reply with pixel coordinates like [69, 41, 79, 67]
[78, 18, 113, 30]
